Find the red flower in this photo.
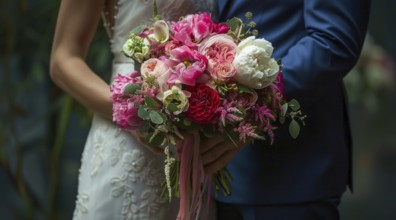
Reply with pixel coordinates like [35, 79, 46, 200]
[186, 84, 221, 124]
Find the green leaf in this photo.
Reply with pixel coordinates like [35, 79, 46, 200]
[288, 99, 300, 111]
[223, 125, 240, 147]
[279, 116, 286, 124]
[174, 118, 200, 131]
[238, 84, 254, 94]
[140, 121, 152, 133]
[149, 110, 165, 124]
[226, 17, 243, 33]
[123, 83, 141, 95]
[289, 119, 300, 139]
[145, 96, 160, 109]
[138, 106, 150, 120]
[202, 125, 218, 138]
[166, 103, 179, 113]
[281, 103, 288, 117]
[146, 131, 166, 147]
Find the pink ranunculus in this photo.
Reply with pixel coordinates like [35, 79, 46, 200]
[167, 46, 207, 86]
[112, 95, 144, 130]
[198, 34, 237, 82]
[110, 71, 141, 100]
[140, 58, 169, 79]
[171, 12, 218, 47]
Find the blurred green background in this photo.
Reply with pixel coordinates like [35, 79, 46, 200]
[0, 0, 395, 219]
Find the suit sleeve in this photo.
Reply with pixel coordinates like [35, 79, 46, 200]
[281, 0, 371, 101]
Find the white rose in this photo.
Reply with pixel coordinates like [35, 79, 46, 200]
[233, 36, 279, 89]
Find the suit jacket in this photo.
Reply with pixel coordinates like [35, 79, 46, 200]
[216, 0, 371, 204]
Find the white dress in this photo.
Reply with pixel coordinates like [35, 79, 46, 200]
[72, 0, 216, 220]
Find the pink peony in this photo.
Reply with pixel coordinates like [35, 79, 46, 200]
[112, 95, 144, 130]
[198, 34, 237, 82]
[110, 71, 141, 100]
[167, 46, 207, 86]
[164, 40, 182, 55]
[171, 12, 221, 47]
[213, 23, 230, 34]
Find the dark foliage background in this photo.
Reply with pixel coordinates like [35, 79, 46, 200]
[0, 0, 395, 219]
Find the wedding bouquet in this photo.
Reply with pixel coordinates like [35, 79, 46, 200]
[111, 6, 305, 220]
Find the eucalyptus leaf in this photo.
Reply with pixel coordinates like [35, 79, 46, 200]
[138, 106, 150, 120]
[145, 96, 160, 109]
[157, 111, 168, 124]
[289, 119, 300, 139]
[149, 110, 164, 124]
[123, 83, 141, 95]
[281, 103, 288, 117]
[288, 99, 300, 111]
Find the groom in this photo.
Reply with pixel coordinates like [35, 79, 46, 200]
[203, 0, 371, 219]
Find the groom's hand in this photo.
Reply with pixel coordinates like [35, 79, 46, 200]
[200, 135, 246, 175]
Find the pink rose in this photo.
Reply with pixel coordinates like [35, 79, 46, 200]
[140, 58, 169, 79]
[199, 34, 237, 82]
[167, 46, 207, 86]
[227, 90, 258, 109]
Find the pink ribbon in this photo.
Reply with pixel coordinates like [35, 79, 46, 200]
[177, 132, 204, 220]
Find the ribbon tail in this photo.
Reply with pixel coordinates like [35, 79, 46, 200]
[176, 132, 204, 220]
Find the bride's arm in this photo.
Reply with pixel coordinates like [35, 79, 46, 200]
[50, 0, 112, 120]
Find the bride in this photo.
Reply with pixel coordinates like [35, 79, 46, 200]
[50, 0, 216, 219]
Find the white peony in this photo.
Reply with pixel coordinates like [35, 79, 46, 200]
[233, 36, 280, 89]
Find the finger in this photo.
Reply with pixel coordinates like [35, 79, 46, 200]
[201, 142, 235, 166]
[204, 148, 239, 175]
[200, 135, 224, 154]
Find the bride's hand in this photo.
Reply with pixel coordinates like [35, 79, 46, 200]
[131, 130, 165, 155]
[200, 135, 247, 175]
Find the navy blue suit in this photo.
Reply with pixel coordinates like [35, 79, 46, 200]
[216, 0, 370, 217]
